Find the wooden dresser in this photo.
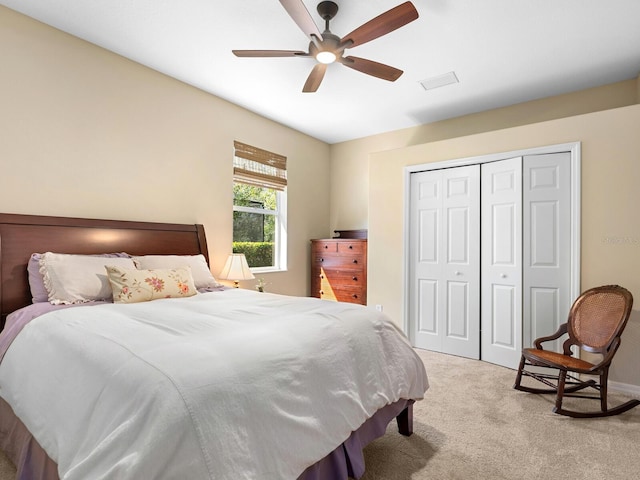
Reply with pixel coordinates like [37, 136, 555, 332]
[310, 236, 367, 305]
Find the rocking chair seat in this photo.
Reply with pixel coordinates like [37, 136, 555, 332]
[522, 348, 595, 373]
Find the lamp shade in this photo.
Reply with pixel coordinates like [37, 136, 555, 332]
[219, 254, 255, 286]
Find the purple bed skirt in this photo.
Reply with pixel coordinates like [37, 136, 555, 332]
[1, 396, 411, 480]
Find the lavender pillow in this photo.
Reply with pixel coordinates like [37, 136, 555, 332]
[28, 252, 131, 303]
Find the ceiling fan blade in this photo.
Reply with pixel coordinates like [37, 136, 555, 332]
[279, 0, 323, 40]
[233, 50, 308, 57]
[340, 56, 403, 82]
[303, 64, 327, 92]
[340, 1, 419, 49]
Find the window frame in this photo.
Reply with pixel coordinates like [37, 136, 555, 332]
[231, 141, 287, 274]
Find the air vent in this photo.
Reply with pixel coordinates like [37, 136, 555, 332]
[419, 71, 459, 91]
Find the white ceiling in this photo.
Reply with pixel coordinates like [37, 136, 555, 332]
[3, 0, 640, 144]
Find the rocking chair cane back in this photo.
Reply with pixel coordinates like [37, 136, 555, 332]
[514, 285, 640, 418]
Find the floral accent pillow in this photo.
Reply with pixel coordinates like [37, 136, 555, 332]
[105, 265, 197, 304]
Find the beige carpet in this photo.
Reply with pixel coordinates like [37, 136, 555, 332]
[1, 349, 639, 479]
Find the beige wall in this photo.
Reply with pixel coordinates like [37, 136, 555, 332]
[367, 104, 640, 387]
[0, 6, 331, 296]
[329, 78, 639, 233]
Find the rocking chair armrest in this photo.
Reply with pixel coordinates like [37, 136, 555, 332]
[534, 323, 568, 349]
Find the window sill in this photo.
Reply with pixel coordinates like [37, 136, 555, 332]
[250, 266, 287, 274]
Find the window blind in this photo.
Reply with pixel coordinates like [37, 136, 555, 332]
[233, 141, 287, 191]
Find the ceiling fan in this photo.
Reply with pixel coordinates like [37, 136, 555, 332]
[232, 0, 419, 92]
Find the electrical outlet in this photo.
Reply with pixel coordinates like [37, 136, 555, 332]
[375, 304, 383, 312]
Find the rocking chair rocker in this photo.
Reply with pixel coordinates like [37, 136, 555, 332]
[514, 284, 640, 418]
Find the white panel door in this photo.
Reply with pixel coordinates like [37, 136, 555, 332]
[406, 145, 578, 370]
[481, 158, 522, 369]
[409, 166, 480, 358]
[523, 153, 572, 352]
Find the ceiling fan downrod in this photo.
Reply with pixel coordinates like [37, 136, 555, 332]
[317, 1, 339, 30]
[314, 1, 341, 64]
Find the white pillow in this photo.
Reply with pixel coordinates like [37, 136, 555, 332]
[39, 252, 137, 305]
[132, 254, 222, 289]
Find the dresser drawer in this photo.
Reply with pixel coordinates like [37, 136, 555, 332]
[313, 255, 364, 269]
[316, 269, 364, 285]
[312, 241, 338, 253]
[337, 242, 365, 254]
[318, 285, 364, 304]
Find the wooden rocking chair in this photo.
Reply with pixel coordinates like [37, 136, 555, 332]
[514, 285, 640, 418]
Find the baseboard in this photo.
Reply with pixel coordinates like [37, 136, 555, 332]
[609, 380, 640, 399]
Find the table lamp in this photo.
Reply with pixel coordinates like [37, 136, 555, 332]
[219, 253, 255, 288]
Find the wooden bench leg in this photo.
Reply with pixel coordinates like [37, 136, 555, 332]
[396, 401, 414, 436]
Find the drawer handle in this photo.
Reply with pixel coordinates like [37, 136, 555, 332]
[324, 245, 329, 249]
[348, 245, 353, 249]
[352, 294, 358, 299]
[352, 259, 358, 264]
[320, 258, 324, 262]
[319, 274, 324, 279]
[352, 276, 358, 281]
[319, 290, 324, 295]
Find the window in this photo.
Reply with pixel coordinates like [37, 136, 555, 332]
[232, 141, 287, 272]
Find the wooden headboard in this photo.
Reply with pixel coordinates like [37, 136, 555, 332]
[0, 213, 209, 328]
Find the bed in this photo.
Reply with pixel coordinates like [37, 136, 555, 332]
[0, 212, 428, 480]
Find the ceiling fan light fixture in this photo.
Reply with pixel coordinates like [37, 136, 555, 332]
[316, 50, 337, 64]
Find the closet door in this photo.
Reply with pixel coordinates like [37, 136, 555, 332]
[481, 158, 523, 368]
[409, 166, 480, 358]
[407, 148, 576, 370]
[523, 153, 572, 353]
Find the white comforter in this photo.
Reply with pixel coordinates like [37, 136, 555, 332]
[0, 289, 428, 479]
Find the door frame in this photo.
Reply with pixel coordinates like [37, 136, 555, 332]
[402, 141, 581, 342]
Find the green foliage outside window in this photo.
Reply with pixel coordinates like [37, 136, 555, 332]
[233, 184, 277, 267]
[232, 242, 274, 267]
[233, 184, 276, 210]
